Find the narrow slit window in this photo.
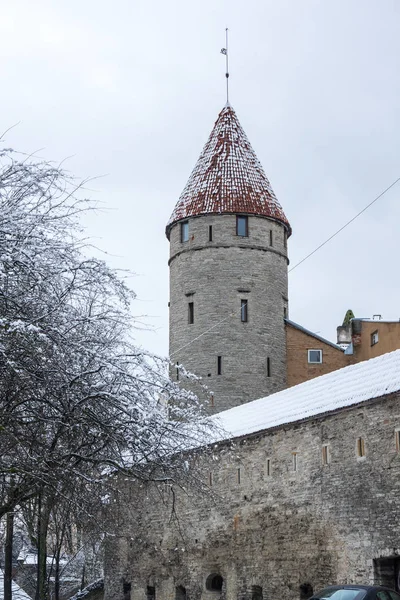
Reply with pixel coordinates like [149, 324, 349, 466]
[269, 230, 273, 246]
[396, 430, 400, 453]
[240, 299, 248, 322]
[181, 221, 189, 243]
[322, 444, 330, 465]
[267, 357, 271, 377]
[356, 437, 365, 457]
[283, 306, 288, 318]
[176, 362, 179, 381]
[217, 355, 222, 375]
[266, 458, 271, 477]
[236, 215, 248, 237]
[284, 230, 287, 249]
[236, 467, 241, 484]
[209, 472, 213, 487]
[188, 302, 194, 324]
[210, 394, 214, 407]
[209, 225, 213, 242]
[292, 452, 298, 472]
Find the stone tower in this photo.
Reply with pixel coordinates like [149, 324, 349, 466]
[166, 104, 291, 413]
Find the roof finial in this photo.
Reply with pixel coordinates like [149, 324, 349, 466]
[220, 28, 230, 105]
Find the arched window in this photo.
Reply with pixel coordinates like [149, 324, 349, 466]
[206, 574, 223, 592]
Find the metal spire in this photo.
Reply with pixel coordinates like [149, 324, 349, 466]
[220, 28, 230, 105]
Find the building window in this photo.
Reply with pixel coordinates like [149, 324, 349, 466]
[252, 586, 263, 600]
[371, 330, 379, 346]
[283, 306, 288, 318]
[209, 472, 213, 487]
[181, 221, 189, 242]
[267, 357, 271, 377]
[175, 587, 187, 600]
[188, 302, 194, 324]
[284, 230, 287, 249]
[240, 299, 248, 322]
[269, 230, 273, 246]
[356, 437, 366, 458]
[266, 458, 271, 477]
[292, 452, 298, 472]
[176, 362, 179, 381]
[210, 394, 214, 407]
[322, 444, 330, 465]
[209, 225, 213, 242]
[308, 349, 322, 364]
[217, 355, 222, 375]
[396, 429, 400, 453]
[236, 467, 241, 484]
[147, 587, 156, 600]
[206, 574, 223, 592]
[236, 215, 248, 237]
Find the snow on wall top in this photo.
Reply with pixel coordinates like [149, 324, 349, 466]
[166, 104, 291, 238]
[210, 350, 400, 443]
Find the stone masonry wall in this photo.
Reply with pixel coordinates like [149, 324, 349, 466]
[286, 323, 351, 387]
[104, 392, 400, 600]
[169, 214, 289, 413]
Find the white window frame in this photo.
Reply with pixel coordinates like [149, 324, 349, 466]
[371, 330, 379, 346]
[308, 349, 322, 364]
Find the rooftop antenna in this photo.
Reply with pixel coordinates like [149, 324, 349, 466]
[220, 28, 229, 104]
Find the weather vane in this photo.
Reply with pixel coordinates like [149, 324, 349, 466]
[220, 28, 229, 104]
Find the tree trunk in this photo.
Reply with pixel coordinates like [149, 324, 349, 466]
[4, 510, 14, 600]
[36, 491, 51, 600]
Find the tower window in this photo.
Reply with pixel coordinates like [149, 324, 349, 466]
[267, 357, 271, 377]
[217, 355, 222, 375]
[181, 221, 189, 242]
[395, 429, 400, 453]
[209, 225, 213, 242]
[210, 394, 214, 407]
[269, 230, 273, 246]
[308, 349, 322, 364]
[236, 215, 248, 237]
[188, 302, 194, 324]
[236, 467, 241, 484]
[284, 230, 287, 249]
[292, 452, 298, 472]
[208, 472, 213, 487]
[266, 458, 271, 476]
[371, 330, 379, 346]
[240, 299, 248, 322]
[176, 362, 179, 381]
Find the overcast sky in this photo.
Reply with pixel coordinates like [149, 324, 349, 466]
[1, 0, 400, 356]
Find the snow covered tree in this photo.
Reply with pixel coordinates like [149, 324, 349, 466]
[0, 143, 217, 599]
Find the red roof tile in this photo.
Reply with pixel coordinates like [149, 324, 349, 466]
[166, 104, 291, 238]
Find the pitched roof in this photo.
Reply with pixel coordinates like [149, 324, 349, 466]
[166, 104, 291, 238]
[211, 349, 400, 443]
[285, 318, 345, 351]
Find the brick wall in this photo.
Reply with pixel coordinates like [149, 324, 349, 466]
[286, 322, 351, 387]
[104, 392, 400, 600]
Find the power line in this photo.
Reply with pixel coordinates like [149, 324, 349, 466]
[288, 175, 400, 273]
[171, 174, 400, 358]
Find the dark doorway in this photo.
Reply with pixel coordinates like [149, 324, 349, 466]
[123, 580, 131, 600]
[176, 586, 187, 600]
[252, 585, 263, 600]
[299, 583, 314, 600]
[374, 557, 400, 592]
[147, 586, 156, 600]
[206, 574, 223, 592]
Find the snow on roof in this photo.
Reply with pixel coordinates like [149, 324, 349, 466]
[166, 104, 291, 238]
[0, 569, 32, 600]
[211, 350, 400, 442]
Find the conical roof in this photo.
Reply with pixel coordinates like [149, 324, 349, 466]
[166, 104, 291, 238]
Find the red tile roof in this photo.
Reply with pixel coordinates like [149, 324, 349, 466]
[166, 104, 291, 238]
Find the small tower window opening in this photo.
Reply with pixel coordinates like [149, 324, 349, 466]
[371, 330, 379, 346]
[308, 349, 322, 364]
[284, 230, 287, 249]
[395, 429, 400, 453]
[240, 299, 248, 322]
[188, 302, 194, 324]
[266, 458, 271, 477]
[269, 229, 273, 246]
[322, 444, 330, 465]
[267, 357, 271, 377]
[356, 437, 365, 457]
[236, 467, 241, 484]
[217, 355, 222, 375]
[236, 215, 248, 237]
[283, 305, 288, 318]
[252, 586, 263, 600]
[206, 574, 223, 592]
[292, 452, 298, 472]
[147, 587, 156, 600]
[176, 362, 179, 381]
[209, 225, 213, 242]
[210, 394, 214, 407]
[208, 472, 213, 487]
[181, 221, 189, 243]
[175, 587, 187, 600]
[123, 581, 131, 600]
